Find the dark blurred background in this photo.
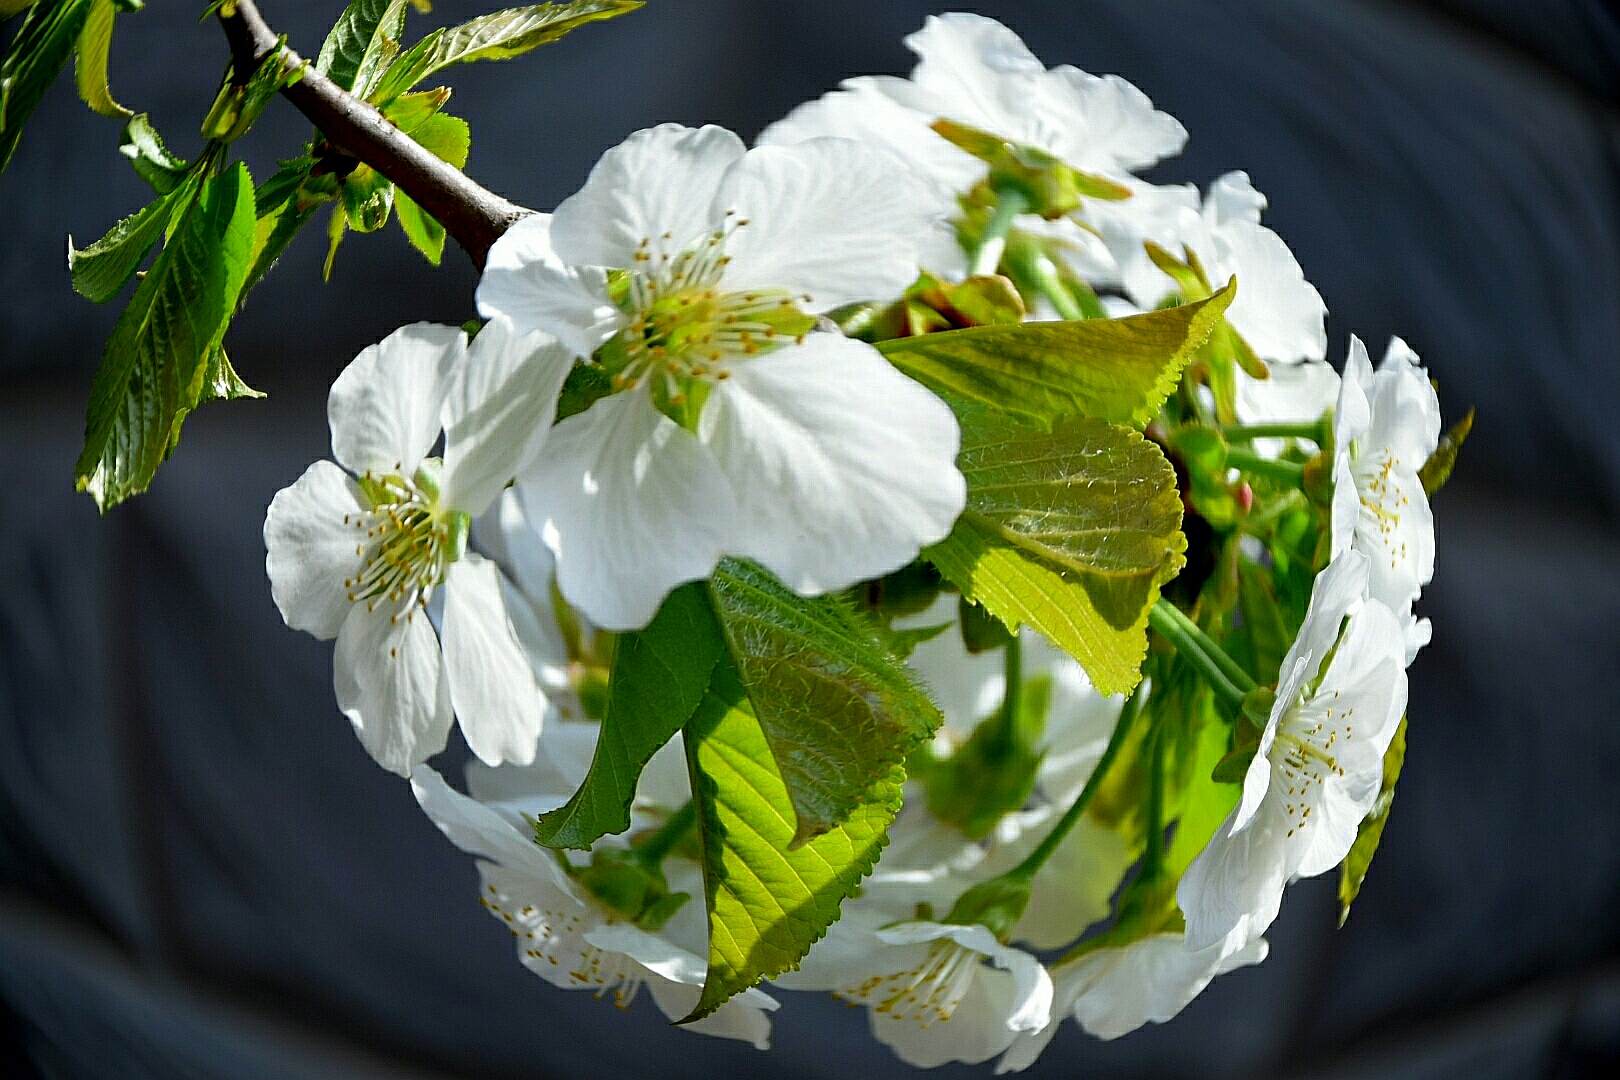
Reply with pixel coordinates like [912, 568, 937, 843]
[3, 2, 1619, 1077]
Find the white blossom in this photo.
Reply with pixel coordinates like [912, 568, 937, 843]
[1177, 552, 1407, 951]
[1332, 336, 1443, 663]
[413, 727, 777, 1048]
[477, 124, 965, 631]
[264, 319, 570, 775]
[1104, 172, 1327, 364]
[761, 13, 1185, 279]
[996, 928, 1267, 1070]
[1235, 358, 1341, 458]
[776, 908, 1052, 1069]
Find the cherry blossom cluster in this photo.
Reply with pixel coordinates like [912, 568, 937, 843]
[262, 12, 1450, 1070]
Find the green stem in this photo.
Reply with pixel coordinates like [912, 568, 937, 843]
[1030, 259, 1085, 321]
[1007, 680, 1148, 881]
[1147, 601, 1246, 708]
[992, 633, 1023, 749]
[972, 187, 1029, 277]
[1226, 448, 1306, 487]
[1222, 421, 1327, 444]
[1140, 712, 1169, 881]
[632, 801, 696, 867]
[1153, 599, 1257, 695]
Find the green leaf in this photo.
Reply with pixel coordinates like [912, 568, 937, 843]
[73, 0, 128, 118]
[407, 110, 469, 168]
[682, 659, 901, 1021]
[708, 558, 939, 846]
[1338, 714, 1407, 926]
[379, 85, 449, 134]
[241, 158, 316, 299]
[196, 344, 263, 403]
[876, 284, 1233, 430]
[118, 112, 186, 193]
[394, 189, 444, 264]
[1419, 408, 1473, 497]
[75, 162, 256, 510]
[372, 1, 641, 101]
[1, 2, 40, 21]
[68, 182, 185, 303]
[925, 408, 1186, 694]
[315, 0, 399, 93]
[554, 361, 612, 422]
[349, 0, 408, 100]
[1, 0, 93, 173]
[534, 583, 726, 850]
[339, 162, 394, 233]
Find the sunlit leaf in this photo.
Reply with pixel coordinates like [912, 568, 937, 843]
[534, 584, 726, 850]
[1338, 715, 1407, 926]
[876, 284, 1233, 430]
[75, 162, 256, 509]
[709, 558, 938, 845]
[68, 180, 187, 303]
[682, 659, 900, 1021]
[73, 0, 129, 118]
[926, 408, 1186, 694]
[1, 0, 93, 173]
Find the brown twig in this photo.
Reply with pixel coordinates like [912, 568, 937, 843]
[217, 0, 531, 270]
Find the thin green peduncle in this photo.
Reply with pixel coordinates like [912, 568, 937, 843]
[632, 800, 697, 867]
[972, 187, 1030, 276]
[1147, 600, 1249, 708]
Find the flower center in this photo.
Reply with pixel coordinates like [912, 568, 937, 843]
[481, 882, 647, 1008]
[1273, 691, 1356, 839]
[601, 217, 817, 429]
[344, 459, 469, 617]
[1354, 448, 1412, 568]
[839, 939, 981, 1028]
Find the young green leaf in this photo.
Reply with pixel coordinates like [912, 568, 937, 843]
[876, 284, 1233, 430]
[408, 110, 469, 168]
[534, 584, 727, 850]
[1, 0, 94, 172]
[75, 162, 256, 510]
[708, 559, 939, 846]
[925, 409, 1186, 694]
[682, 659, 901, 1021]
[196, 344, 263, 403]
[394, 188, 445, 264]
[372, 0, 642, 103]
[1338, 715, 1407, 926]
[118, 112, 187, 193]
[68, 179, 188, 303]
[73, 0, 129, 118]
[240, 158, 317, 299]
[1419, 408, 1474, 497]
[339, 163, 395, 232]
[349, 0, 409, 100]
[315, 0, 400, 93]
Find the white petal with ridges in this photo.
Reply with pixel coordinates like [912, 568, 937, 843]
[716, 137, 935, 309]
[328, 323, 463, 478]
[440, 317, 573, 516]
[702, 334, 965, 597]
[476, 213, 622, 359]
[519, 388, 736, 631]
[442, 554, 545, 768]
[551, 124, 745, 268]
[263, 460, 366, 640]
[334, 600, 453, 776]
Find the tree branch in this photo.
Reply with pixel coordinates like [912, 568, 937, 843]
[217, 0, 532, 270]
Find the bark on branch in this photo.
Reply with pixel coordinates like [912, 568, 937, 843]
[217, 0, 532, 270]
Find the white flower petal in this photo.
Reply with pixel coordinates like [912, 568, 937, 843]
[1037, 68, 1187, 174]
[328, 322, 463, 478]
[411, 765, 564, 882]
[1206, 170, 1268, 226]
[1177, 795, 1291, 953]
[476, 213, 622, 358]
[1215, 219, 1327, 364]
[703, 335, 965, 596]
[715, 138, 936, 309]
[519, 388, 737, 631]
[902, 13, 1043, 125]
[551, 124, 744, 268]
[333, 600, 453, 776]
[263, 460, 366, 640]
[442, 554, 545, 768]
[870, 969, 1022, 1068]
[1061, 931, 1268, 1043]
[440, 317, 574, 516]
[643, 979, 777, 1050]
